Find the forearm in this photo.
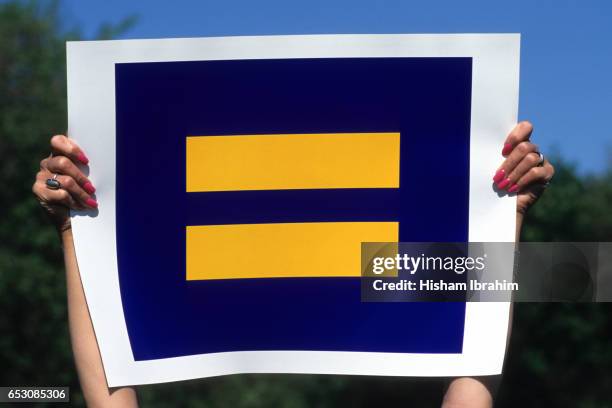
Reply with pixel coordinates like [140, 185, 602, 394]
[442, 212, 523, 408]
[62, 229, 138, 408]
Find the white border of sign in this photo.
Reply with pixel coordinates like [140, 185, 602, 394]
[67, 34, 519, 387]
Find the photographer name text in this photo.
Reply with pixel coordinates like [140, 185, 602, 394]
[372, 279, 518, 292]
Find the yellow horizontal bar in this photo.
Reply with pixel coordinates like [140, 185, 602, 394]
[186, 222, 399, 280]
[186, 132, 400, 192]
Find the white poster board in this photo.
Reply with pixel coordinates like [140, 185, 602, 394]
[67, 34, 519, 387]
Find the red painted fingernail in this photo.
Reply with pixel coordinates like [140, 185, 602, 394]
[497, 178, 511, 190]
[493, 168, 505, 183]
[85, 198, 98, 208]
[508, 183, 520, 193]
[502, 143, 513, 156]
[83, 181, 96, 194]
[77, 152, 89, 165]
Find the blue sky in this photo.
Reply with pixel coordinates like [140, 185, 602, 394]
[60, 0, 611, 174]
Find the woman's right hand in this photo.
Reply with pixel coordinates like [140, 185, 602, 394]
[32, 135, 97, 232]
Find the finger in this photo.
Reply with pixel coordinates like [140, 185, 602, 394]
[50, 134, 89, 165]
[502, 121, 533, 156]
[32, 180, 78, 208]
[34, 169, 88, 210]
[509, 161, 554, 193]
[39, 156, 50, 170]
[35, 169, 91, 207]
[54, 174, 98, 208]
[45, 155, 96, 194]
[504, 152, 542, 192]
[493, 141, 538, 189]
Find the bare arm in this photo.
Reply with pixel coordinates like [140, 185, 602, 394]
[441, 213, 525, 408]
[440, 212, 523, 408]
[33, 135, 138, 407]
[62, 228, 138, 408]
[442, 121, 554, 408]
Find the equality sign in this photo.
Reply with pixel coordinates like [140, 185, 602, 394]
[67, 34, 519, 386]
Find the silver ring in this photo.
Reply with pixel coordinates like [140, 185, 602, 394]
[45, 174, 61, 190]
[536, 152, 545, 167]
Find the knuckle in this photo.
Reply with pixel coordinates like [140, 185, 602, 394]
[531, 166, 545, 179]
[519, 120, 534, 133]
[528, 167, 540, 178]
[36, 172, 48, 184]
[516, 142, 530, 154]
[50, 134, 66, 147]
[63, 177, 76, 188]
[527, 152, 540, 165]
[55, 156, 71, 169]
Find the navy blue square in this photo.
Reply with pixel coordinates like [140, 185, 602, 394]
[115, 58, 471, 361]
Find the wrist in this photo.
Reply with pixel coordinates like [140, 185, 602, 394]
[60, 225, 74, 247]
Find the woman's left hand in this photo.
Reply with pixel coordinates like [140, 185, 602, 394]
[493, 121, 555, 215]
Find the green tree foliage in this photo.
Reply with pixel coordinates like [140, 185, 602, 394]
[521, 156, 612, 242]
[498, 160, 612, 408]
[0, 0, 80, 404]
[1, 1, 611, 406]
